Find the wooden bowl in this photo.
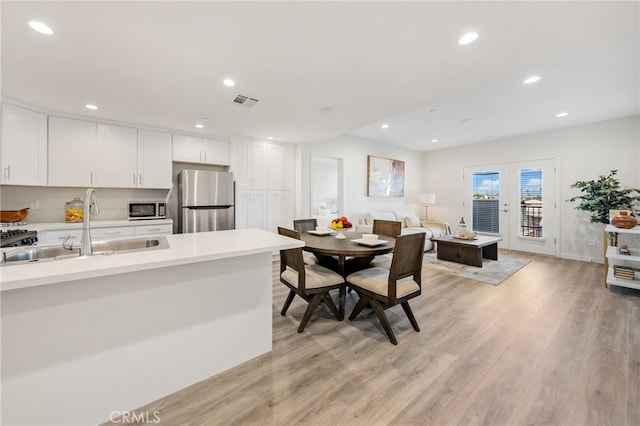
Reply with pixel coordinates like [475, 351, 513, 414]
[0, 208, 30, 222]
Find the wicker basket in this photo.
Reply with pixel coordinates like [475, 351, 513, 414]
[0, 208, 30, 222]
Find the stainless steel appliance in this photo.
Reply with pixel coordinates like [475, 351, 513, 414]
[178, 170, 234, 233]
[128, 201, 166, 220]
[1, 229, 38, 247]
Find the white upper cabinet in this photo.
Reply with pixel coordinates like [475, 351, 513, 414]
[173, 134, 229, 166]
[137, 130, 172, 188]
[48, 116, 96, 187]
[96, 124, 138, 187]
[172, 135, 201, 163]
[1, 103, 48, 186]
[202, 138, 229, 166]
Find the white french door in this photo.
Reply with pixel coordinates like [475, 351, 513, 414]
[463, 159, 557, 256]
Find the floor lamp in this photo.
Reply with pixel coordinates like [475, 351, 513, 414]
[419, 193, 436, 220]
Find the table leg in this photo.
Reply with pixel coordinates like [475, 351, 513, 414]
[482, 243, 498, 260]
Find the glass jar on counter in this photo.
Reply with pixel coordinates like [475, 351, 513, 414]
[65, 197, 84, 223]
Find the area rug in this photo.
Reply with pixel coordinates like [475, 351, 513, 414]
[422, 253, 530, 285]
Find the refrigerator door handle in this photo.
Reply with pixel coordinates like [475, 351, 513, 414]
[185, 205, 233, 210]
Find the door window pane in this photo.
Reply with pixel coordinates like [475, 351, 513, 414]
[520, 168, 543, 238]
[472, 172, 499, 233]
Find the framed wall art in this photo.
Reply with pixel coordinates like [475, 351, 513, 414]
[367, 155, 405, 197]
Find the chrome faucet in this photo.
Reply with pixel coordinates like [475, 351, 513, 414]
[80, 188, 100, 256]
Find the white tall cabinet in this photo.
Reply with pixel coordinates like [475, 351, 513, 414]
[1, 103, 48, 186]
[232, 138, 296, 232]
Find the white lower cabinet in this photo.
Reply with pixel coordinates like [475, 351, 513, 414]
[91, 227, 135, 240]
[134, 224, 173, 236]
[38, 229, 84, 245]
[37, 222, 172, 245]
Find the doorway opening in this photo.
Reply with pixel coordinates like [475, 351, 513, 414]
[310, 155, 343, 222]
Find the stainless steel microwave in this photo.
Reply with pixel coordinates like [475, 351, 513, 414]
[128, 201, 166, 220]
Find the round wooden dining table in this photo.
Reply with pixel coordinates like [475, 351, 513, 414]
[299, 230, 395, 320]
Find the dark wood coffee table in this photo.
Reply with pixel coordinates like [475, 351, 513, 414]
[430, 235, 502, 267]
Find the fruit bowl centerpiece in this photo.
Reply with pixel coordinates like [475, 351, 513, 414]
[330, 216, 352, 239]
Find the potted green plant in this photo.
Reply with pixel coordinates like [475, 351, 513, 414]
[567, 170, 640, 245]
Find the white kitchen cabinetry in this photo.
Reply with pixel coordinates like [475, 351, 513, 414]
[173, 135, 229, 166]
[232, 140, 268, 189]
[1, 103, 48, 186]
[605, 224, 640, 290]
[232, 139, 296, 232]
[267, 144, 295, 190]
[95, 125, 171, 189]
[267, 191, 295, 233]
[96, 124, 138, 188]
[134, 223, 173, 236]
[48, 117, 97, 187]
[91, 226, 135, 240]
[38, 229, 84, 245]
[137, 130, 172, 188]
[235, 190, 267, 230]
[36, 221, 172, 245]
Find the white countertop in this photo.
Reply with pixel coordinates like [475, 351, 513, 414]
[15, 218, 173, 232]
[0, 228, 303, 292]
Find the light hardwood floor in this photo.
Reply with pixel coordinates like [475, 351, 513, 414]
[106, 252, 640, 425]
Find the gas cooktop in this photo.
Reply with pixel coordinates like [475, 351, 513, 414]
[0, 229, 38, 247]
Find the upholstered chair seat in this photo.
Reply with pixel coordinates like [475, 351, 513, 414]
[347, 232, 426, 345]
[278, 227, 346, 332]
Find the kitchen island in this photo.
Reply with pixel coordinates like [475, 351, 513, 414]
[1, 229, 302, 426]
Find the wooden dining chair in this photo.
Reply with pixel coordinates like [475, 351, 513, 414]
[346, 232, 426, 345]
[277, 227, 345, 332]
[293, 218, 319, 264]
[293, 218, 318, 233]
[369, 219, 402, 269]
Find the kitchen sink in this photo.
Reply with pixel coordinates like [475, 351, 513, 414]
[92, 236, 170, 254]
[2, 236, 170, 266]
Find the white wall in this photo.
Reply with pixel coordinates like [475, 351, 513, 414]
[0, 186, 169, 223]
[300, 135, 426, 223]
[422, 115, 640, 262]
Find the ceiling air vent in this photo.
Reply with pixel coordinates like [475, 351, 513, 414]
[233, 95, 259, 108]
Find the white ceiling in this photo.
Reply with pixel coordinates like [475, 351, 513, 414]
[2, 1, 638, 152]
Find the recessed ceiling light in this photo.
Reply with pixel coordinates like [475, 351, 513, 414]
[267, 137, 274, 140]
[458, 32, 478, 45]
[556, 112, 569, 118]
[195, 123, 204, 129]
[85, 104, 98, 110]
[28, 21, 54, 35]
[223, 79, 235, 87]
[523, 76, 541, 85]
[431, 139, 439, 143]
[381, 124, 389, 129]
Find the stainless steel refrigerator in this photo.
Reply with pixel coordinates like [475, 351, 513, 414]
[178, 170, 235, 233]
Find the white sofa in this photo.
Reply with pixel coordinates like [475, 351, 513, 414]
[356, 210, 451, 252]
